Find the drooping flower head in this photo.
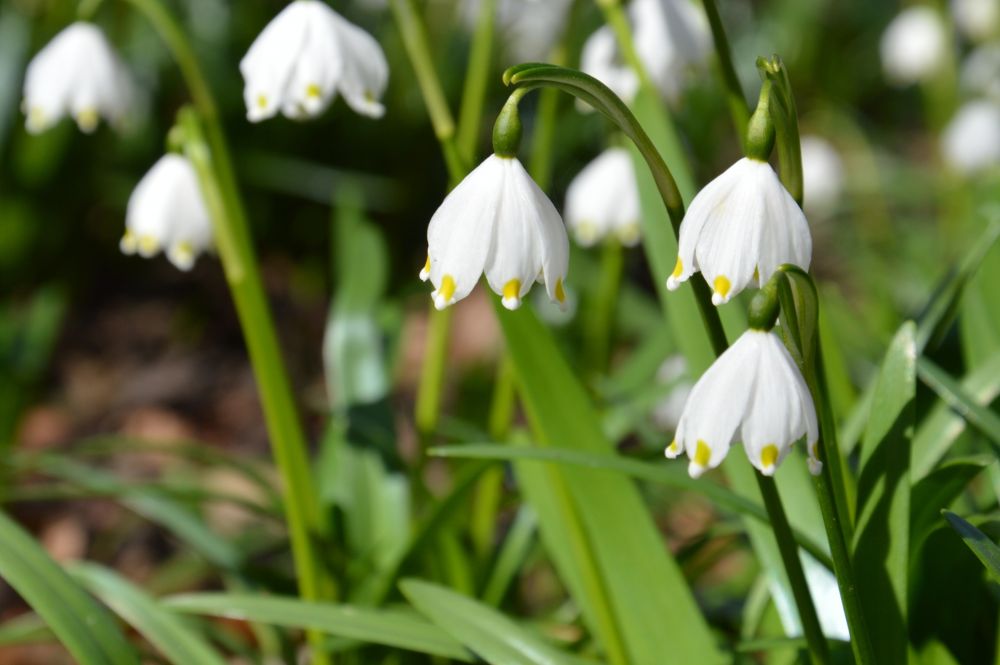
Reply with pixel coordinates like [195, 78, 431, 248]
[580, 0, 709, 106]
[564, 147, 642, 247]
[667, 157, 812, 305]
[951, 0, 1000, 43]
[22, 22, 132, 134]
[880, 7, 947, 86]
[121, 154, 213, 271]
[421, 97, 569, 311]
[666, 326, 820, 478]
[240, 0, 388, 122]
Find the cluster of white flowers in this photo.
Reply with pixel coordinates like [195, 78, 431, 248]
[580, 0, 710, 106]
[23, 0, 388, 273]
[881, 1, 1000, 174]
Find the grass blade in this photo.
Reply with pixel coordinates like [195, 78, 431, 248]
[942, 511, 1000, 583]
[0, 511, 138, 665]
[71, 563, 228, 665]
[400, 579, 594, 665]
[853, 322, 916, 665]
[497, 304, 724, 665]
[163, 593, 471, 661]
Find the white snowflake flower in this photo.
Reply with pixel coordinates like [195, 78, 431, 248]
[240, 0, 388, 122]
[22, 22, 132, 134]
[665, 328, 820, 478]
[667, 157, 812, 305]
[564, 147, 642, 247]
[579, 0, 709, 107]
[121, 154, 213, 271]
[421, 154, 569, 311]
[951, 0, 1000, 42]
[880, 7, 947, 86]
[941, 99, 1000, 174]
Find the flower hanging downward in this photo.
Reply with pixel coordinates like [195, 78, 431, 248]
[121, 154, 213, 271]
[667, 157, 811, 304]
[666, 328, 820, 478]
[240, 0, 388, 122]
[22, 22, 132, 134]
[421, 94, 569, 311]
[564, 147, 642, 247]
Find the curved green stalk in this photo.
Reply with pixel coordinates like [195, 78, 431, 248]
[122, 1, 334, 661]
[758, 56, 804, 205]
[504, 62, 830, 665]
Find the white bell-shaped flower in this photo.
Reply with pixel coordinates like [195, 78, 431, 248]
[800, 135, 844, 216]
[941, 99, 1000, 174]
[665, 328, 820, 478]
[580, 0, 709, 107]
[121, 154, 213, 271]
[564, 147, 642, 247]
[22, 22, 132, 134]
[632, 0, 711, 102]
[420, 154, 569, 311]
[579, 26, 640, 106]
[667, 157, 812, 305]
[239, 0, 388, 122]
[880, 7, 947, 86]
[461, 0, 573, 63]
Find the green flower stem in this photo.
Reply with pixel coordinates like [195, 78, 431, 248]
[389, 0, 466, 185]
[700, 0, 750, 145]
[773, 266, 873, 665]
[596, 0, 697, 201]
[586, 240, 624, 373]
[77, 0, 105, 20]
[177, 108, 333, 665]
[504, 63, 829, 665]
[124, 1, 334, 660]
[456, 0, 497, 166]
[389, 0, 468, 439]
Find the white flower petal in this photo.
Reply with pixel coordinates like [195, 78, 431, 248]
[565, 147, 641, 247]
[881, 7, 946, 86]
[675, 332, 760, 476]
[125, 154, 213, 270]
[239, 0, 387, 122]
[23, 22, 131, 134]
[424, 154, 569, 310]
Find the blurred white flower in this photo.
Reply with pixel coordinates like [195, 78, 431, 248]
[880, 7, 947, 86]
[21, 22, 132, 134]
[121, 154, 213, 271]
[565, 147, 642, 247]
[651, 356, 692, 432]
[580, 26, 640, 105]
[961, 44, 1000, 101]
[941, 99, 1000, 174]
[421, 154, 569, 310]
[952, 0, 1000, 42]
[580, 0, 710, 106]
[462, 0, 573, 62]
[665, 329, 820, 478]
[240, 0, 388, 122]
[632, 0, 711, 102]
[800, 135, 844, 216]
[667, 157, 812, 305]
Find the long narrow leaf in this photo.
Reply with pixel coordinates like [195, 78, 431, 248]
[497, 304, 724, 665]
[71, 563, 228, 665]
[853, 323, 916, 665]
[401, 579, 595, 665]
[942, 511, 1000, 583]
[0, 511, 138, 665]
[163, 592, 471, 661]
